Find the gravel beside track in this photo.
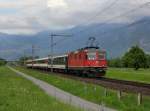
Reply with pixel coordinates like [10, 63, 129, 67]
[98, 78, 150, 95]
[8, 66, 116, 111]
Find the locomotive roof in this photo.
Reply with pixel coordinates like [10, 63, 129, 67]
[83, 46, 99, 50]
[69, 46, 100, 54]
[77, 46, 99, 51]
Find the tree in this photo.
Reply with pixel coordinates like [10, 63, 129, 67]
[122, 45, 147, 70]
[0, 58, 7, 66]
[108, 58, 123, 68]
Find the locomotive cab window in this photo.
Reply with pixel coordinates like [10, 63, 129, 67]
[99, 52, 105, 60]
[87, 52, 96, 60]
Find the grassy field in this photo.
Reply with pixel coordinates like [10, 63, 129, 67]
[14, 66, 150, 111]
[0, 66, 82, 111]
[106, 68, 150, 83]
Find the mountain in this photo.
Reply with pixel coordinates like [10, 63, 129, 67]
[0, 17, 150, 60]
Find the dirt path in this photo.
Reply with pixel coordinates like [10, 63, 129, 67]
[8, 66, 116, 111]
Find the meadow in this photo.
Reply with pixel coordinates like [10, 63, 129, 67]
[106, 68, 150, 83]
[0, 66, 82, 111]
[14, 66, 150, 111]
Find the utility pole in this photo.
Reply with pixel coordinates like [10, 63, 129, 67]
[32, 45, 34, 68]
[31, 45, 40, 68]
[49, 34, 72, 72]
[50, 35, 53, 72]
[23, 50, 26, 66]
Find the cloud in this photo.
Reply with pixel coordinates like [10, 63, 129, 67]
[47, 0, 68, 8]
[0, 0, 149, 34]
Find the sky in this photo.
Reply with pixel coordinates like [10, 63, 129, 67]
[0, 0, 149, 34]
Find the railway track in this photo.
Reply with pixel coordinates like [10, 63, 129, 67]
[29, 68, 150, 96]
[54, 72, 150, 96]
[92, 77, 150, 96]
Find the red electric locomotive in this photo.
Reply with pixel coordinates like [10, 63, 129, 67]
[68, 46, 107, 77]
[26, 37, 107, 77]
[26, 46, 107, 77]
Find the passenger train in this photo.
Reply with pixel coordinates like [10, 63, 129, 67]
[26, 46, 107, 77]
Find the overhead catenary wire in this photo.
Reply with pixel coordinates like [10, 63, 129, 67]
[74, 1, 150, 35]
[51, 18, 150, 49]
[51, 2, 150, 47]
[94, 19, 150, 38]
[77, 0, 119, 26]
[50, 0, 119, 47]
[27, 1, 150, 58]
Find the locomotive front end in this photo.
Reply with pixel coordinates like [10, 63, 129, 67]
[85, 47, 107, 77]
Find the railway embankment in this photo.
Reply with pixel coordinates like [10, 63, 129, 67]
[12, 66, 150, 111]
[9, 66, 115, 111]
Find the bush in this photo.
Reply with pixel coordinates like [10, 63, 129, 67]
[108, 46, 150, 70]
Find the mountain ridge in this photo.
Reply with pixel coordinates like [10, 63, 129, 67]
[0, 17, 150, 60]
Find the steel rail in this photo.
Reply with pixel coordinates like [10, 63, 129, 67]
[26, 67, 150, 96]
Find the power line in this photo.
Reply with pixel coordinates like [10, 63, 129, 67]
[50, 0, 118, 47]
[56, 19, 150, 49]
[50, 2, 150, 48]
[95, 19, 150, 38]
[45, 1, 150, 55]
[74, 1, 150, 35]
[49, 34, 72, 72]
[78, 0, 119, 26]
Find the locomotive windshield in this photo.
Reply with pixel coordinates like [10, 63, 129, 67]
[87, 49, 96, 60]
[87, 52, 96, 60]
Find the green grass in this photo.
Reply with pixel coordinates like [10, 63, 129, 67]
[14, 66, 150, 111]
[0, 66, 82, 111]
[106, 68, 150, 83]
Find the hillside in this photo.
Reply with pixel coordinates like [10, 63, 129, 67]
[0, 17, 150, 60]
